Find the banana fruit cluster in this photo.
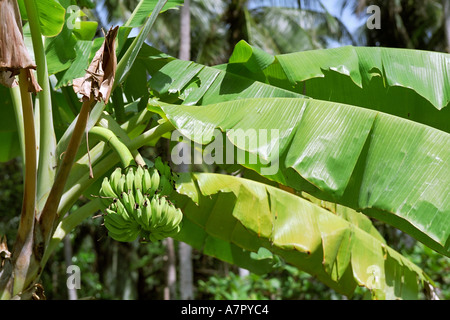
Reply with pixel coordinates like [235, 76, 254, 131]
[99, 158, 182, 242]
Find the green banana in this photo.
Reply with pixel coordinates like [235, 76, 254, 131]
[142, 168, 152, 195]
[149, 168, 160, 196]
[110, 168, 123, 193]
[113, 199, 132, 222]
[134, 189, 147, 226]
[134, 206, 144, 228]
[107, 226, 140, 242]
[104, 211, 140, 242]
[125, 168, 135, 192]
[155, 196, 170, 228]
[140, 199, 152, 229]
[150, 196, 164, 228]
[99, 177, 117, 208]
[161, 206, 183, 233]
[100, 176, 117, 198]
[104, 209, 128, 229]
[121, 191, 135, 215]
[104, 216, 128, 235]
[134, 188, 145, 208]
[134, 165, 144, 192]
[116, 174, 126, 194]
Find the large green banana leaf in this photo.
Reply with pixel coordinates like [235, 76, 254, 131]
[145, 41, 450, 133]
[157, 97, 450, 258]
[226, 41, 450, 133]
[144, 42, 450, 257]
[18, 0, 66, 37]
[147, 54, 304, 105]
[172, 172, 432, 299]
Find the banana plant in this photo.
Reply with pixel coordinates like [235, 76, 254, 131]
[0, 0, 448, 300]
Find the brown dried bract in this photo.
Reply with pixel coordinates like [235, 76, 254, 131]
[0, 235, 11, 268]
[73, 26, 119, 103]
[0, 0, 41, 92]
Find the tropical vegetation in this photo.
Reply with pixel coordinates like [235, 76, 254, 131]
[0, 0, 448, 300]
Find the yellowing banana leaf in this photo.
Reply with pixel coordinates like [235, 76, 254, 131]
[158, 97, 450, 257]
[173, 172, 432, 299]
[173, 213, 277, 276]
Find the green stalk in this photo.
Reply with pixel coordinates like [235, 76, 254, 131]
[37, 121, 174, 284]
[23, 0, 57, 212]
[98, 113, 146, 166]
[40, 198, 102, 270]
[111, 87, 126, 124]
[56, 101, 106, 167]
[38, 98, 96, 248]
[120, 107, 151, 138]
[57, 121, 174, 217]
[89, 126, 136, 168]
[64, 109, 150, 190]
[131, 120, 175, 148]
[9, 86, 25, 165]
[11, 70, 38, 296]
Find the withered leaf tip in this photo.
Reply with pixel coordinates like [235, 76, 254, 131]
[73, 26, 119, 103]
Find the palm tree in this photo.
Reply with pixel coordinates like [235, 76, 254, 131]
[340, 0, 448, 52]
[175, 0, 194, 300]
[99, 0, 355, 64]
[441, 0, 449, 52]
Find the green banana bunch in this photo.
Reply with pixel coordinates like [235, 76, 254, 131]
[103, 201, 141, 242]
[137, 194, 183, 242]
[98, 159, 182, 242]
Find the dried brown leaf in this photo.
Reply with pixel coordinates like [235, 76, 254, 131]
[0, 235, 11, 267]
[0, 0, 41, 92]
[73, 26, 119, 102]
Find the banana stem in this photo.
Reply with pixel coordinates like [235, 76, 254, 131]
[35, 121, 175, 289]
[99, 113, 146, 166]
[40, 198, 102, 271]
[89, 126, 136, 168]
[11, 70, 38, 296]
[38, 97, 96, 248]
[57, 121, 175, 218]
[131, 120, 174, 147]
[62, 109, 148, 194]
[23, 0, 57, 212]
[111, 87, 126, 124]
[9, 86, 25, 166]
[55, 101, 106, 167]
